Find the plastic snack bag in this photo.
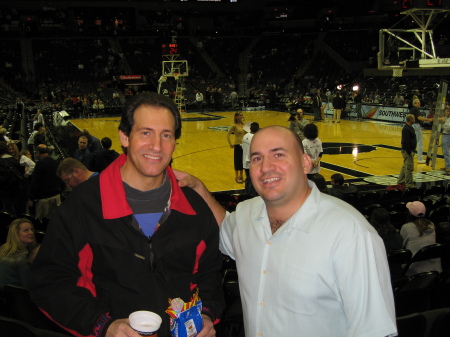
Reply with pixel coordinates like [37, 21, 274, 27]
[166, 288, 203, 337]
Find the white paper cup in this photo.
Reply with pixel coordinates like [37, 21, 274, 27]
[129, 311, 162, 336]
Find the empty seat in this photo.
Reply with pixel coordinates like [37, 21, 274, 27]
[388, 249, 412, 282]
[0, 316, 69, 337]
[423, 185, 446, 198]
[402, 243, 445, 276]
[3, 284, 69, 334]
[395, 271, 440, 317]
[389, 201, 407, 213]
[429, 205, 450, 224]
[422, 307, 450, 337]
[383, 189, 403, 204]
[390, 211, 408, 230]
[402, 188, 424, 202]
[396, 312, 426, 337]
[362, 203, 384, 217]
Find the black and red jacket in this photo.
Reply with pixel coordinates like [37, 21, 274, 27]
[30, 154, 224, 337]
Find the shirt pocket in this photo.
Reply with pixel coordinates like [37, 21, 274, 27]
[279, 265, 319, 316]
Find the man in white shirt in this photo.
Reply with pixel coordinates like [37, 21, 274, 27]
[176, 125, 397, 337]
[196, 91, 204, 111]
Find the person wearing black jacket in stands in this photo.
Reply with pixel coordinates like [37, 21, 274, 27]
[397, 114, 417, 188]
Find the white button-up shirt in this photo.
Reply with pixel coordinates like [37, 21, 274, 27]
[220, 182, 397, 337]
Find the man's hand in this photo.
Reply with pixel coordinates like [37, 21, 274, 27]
[197, 315, 216, 337]
[105, 319, 141, 337]
[173, 169, 226, 225]
[173, 169, 201, 190]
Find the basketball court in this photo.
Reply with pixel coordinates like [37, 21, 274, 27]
[68, 110, 449, 193]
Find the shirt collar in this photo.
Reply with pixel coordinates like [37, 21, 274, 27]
[256, 181, 319, 234]
[100, 153, 196, 219]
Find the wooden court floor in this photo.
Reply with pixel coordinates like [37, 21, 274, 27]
[70, 110, 447, 193]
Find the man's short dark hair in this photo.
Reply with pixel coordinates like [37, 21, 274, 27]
[57, 157, 88, 177]
[331, 173, 344, 186]
[34, 122, 43, 131]
[118, 92, 181, 140]
[37, 146, 50, 154]
[250, 122, 260, 133]
[101, 137, 112, 149]
[303, 123, 318, 140]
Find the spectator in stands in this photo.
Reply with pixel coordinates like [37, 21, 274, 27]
[328, 173, 358, 198]
[28, 122, 43, 153]
[213, 88, 223, 111]
[227, 112, 247, 184]
[288, 109, 308, 140]
[242, 122, 259, 197]
[312, 89, 323, 121]
[401, 201, 441, 276]
[57, 158, 98, 189]
[33, 124, 48, 148]
[0, 112, 6, 125]
[0, 127, 10, 143]
[73, 135, 93, 170]
[393, 92, 404, 106]
[230, 90, 239, 109]
[302, 123, 323, 180]
[82, 96, 90, 116]
[15, 97, 24, 115]
[91, 137, 120, 173]
[0, 218, 37, 289]
[312, 173, 329, 194]
[354, 91, 363, 120]
[0, 141, 23, 215]
[410, 99, 432, 164]
[8, 142, 35, 215]
[8, 142, 35, 178]
[33, 109, 44, 128]
[80, 129, 102, 153]
[29, 145, 63, 221]
[195, 90, 204, 111]
[98, 100, 105, 111]
[332, 91, 345, 123]
[370, 208, 402, 253]
[438, 106, 450, 171]
[113, 91, 120, 103]
[92, 99, 99, 115]
[398, 114, 417, 188]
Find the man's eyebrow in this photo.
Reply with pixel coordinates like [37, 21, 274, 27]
[137, 127, 174, 133]
[250, 147, 286, 157]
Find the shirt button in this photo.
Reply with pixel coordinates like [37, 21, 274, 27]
[263, 270, 267, 275]
[267, 241, 272, 245]
[258, 333, 262, 336]
[260, 301, 264, 306]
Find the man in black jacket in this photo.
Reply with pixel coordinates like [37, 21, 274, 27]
[91, 137, 120, 173]
[0, 141, 23, 215]
[398, 114, 417, 188]
[30, 93, 224, 337]
[29, 145, 63, 220]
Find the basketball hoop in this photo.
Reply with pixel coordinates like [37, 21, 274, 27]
[174, 73, 180, 80]
[392, 68, 403, 77]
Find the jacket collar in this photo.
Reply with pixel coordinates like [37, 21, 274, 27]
[100, 153, 196, 219]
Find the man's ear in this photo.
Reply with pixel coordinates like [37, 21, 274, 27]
[119, 130, 129, 149]
[301, 153, 312, 174]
